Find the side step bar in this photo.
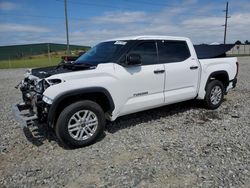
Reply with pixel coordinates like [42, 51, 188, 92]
[12, 103, 38, 127]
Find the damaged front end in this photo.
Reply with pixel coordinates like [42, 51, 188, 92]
[12, 64, 91, 127]
[12, 69, 53, 127]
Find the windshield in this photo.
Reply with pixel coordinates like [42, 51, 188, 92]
[74, 41, 127, 65]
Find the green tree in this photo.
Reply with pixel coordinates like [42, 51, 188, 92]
[235, 40, 242, 45]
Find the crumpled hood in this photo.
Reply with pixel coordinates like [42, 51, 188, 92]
[30, 63, 115, 85]
[31, 65, 91, 79]
[42, 62, 116, 101]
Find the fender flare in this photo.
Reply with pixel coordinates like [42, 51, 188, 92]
[205, 70, 229, 90]
[47, 87, 115, 127]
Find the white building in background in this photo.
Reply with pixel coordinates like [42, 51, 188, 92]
[227, 45, 250, 55]
[210, 42, 220, 45]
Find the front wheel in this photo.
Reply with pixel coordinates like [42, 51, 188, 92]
[204, 80, 225, 109]
[55, 100, 105, 148]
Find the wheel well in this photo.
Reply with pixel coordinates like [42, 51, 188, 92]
[51, 92, 113, 127]
[206, 71, 229, 91]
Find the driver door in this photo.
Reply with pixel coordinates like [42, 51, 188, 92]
[114, 41, 165, 116]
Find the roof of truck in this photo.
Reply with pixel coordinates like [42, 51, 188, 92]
[105, 35, 190, 42]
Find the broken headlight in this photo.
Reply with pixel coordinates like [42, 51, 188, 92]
[35, 80, 44, 93]
[43, 79, 62, 90]
[47, 79, 62, 85]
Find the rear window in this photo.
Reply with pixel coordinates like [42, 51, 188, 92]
[157, 40, 191, 63]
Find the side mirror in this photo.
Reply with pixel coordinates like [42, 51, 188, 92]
[127, 54, 141, 66]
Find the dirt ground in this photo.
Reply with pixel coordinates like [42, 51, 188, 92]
[0, 57, 250, 187]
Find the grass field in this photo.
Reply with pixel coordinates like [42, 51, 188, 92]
[0, 56, 61, 69]
[0, 43, 89, 61]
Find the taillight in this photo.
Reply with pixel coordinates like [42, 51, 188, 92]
[236, 62, 239, 77]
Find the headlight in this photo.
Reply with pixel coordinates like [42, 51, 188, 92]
[43, 95, 53, 104]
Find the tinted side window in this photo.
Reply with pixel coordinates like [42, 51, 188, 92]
[158, 41, 191, 63]
[129, 42, 157, 65]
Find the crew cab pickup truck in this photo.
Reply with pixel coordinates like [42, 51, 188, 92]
[13, 36, 238, 148]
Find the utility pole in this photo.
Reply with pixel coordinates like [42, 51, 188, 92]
[223, 1, 229, 44]
[47, 43, 51, 63]
[64, 0, 70, 55]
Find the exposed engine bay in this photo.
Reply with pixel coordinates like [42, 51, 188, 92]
[14, 64, 94, 126]
[17, 71, 52, 124]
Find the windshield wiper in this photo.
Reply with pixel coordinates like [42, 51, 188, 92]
[63, 63, 95, 70]
[55, 59, 96, 70]
[55, 60, 69, 69]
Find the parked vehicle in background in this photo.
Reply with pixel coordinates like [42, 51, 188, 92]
[12, 36, 238, 148]
[61, 51, 86, 63]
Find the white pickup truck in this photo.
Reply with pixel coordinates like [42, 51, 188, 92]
[13, 36, 238, 148]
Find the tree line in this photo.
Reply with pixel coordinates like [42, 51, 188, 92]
[235, 40, 250, 45]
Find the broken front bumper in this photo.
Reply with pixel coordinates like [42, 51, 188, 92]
[12, 102, 38, 127]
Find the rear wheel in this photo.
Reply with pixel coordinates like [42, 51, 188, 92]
[55, 100, 105, 148]
[204, 80, 225, 109]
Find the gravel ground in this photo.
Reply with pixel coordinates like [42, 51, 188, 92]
[0, 57, 250, 188]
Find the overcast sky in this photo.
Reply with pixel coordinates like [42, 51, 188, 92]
[0, 0, 249, 46]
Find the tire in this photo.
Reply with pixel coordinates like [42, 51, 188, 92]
[204, 80, 225, 109]
[55, 100, 105, 148]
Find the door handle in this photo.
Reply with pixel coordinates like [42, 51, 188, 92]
[154, 70, 165, 74]
[190, 66, 198, 70]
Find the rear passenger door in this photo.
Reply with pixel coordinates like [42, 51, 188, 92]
[157, 40, 200, 104]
